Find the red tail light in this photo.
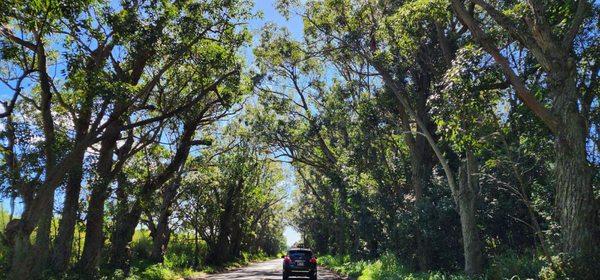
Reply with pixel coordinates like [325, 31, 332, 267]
[309, 257, 317, 264]
[284, 256, 291, 264]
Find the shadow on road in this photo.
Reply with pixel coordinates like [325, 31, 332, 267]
[192, 259, 343, 280]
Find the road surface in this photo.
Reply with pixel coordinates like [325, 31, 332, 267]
[191, 258, 344, 280]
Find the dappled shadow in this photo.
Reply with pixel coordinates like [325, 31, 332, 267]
[193, 259, 342, 280]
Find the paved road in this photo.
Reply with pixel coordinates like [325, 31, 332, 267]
[191, 258, 344, 280]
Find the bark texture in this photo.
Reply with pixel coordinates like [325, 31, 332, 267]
[51, 163, 85, 272]
[206, 178, 242, 265]
[551, 64, 598, 270]
[51, 52, 103, 272]
[449, 3, 599, 273]
[149, 179, 180, 263]
[457, 151, 483, 276]
[77, 121, 121, 274]
[31, 194, 55, 276]
[109, 205, 141, 273]
[411, 55, 436, 271]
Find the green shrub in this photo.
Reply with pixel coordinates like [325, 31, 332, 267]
[241, 250, 269, 263]
[321, 253, 470, 280]
[163, 238, 205, 269]
[131, 230, 152, 260]
[99, 269, 140, 280]
[319, 254, 370, 278]
[358, 252, 410, 280]
[139, 264, 178, 280]
[486, 251, 544, 279]
[538, 252, 600, 280]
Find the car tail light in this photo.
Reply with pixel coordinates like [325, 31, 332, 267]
[309, 257, 317, 264]
[284, 256, 292, 264]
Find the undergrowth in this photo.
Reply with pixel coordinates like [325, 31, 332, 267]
[319, 251, 560, 280]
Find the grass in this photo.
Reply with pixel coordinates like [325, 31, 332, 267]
[318, 252, 552, 280]
[319, 253, 469, 280]
[125, 234, 274, 279]
[318, 255, 371, 278]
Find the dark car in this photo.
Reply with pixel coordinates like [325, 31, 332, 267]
[282, 248, 317, 280]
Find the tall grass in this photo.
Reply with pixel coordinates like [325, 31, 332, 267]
[319, 255, 371, 278]
[319, 253, 469, 280]
[319, 252, 553, 280]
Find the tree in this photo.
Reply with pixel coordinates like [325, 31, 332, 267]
[1, 0, 253, 277]
[450, 0, 599, 275]
[298, 0, 489, 274]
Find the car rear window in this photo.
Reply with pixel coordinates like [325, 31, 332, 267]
[288, 250, 312, 260]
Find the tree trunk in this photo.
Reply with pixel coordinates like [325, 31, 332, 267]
[30, 193, 55, 276]
[109, 204, 141, 273]
[207, 185, 236, 265]
[51, 157, 85, 272]
[51, 82, 94, 272]
[6, 183, 62, 279]
[457, 151, 483, 276]
[193, 224, 200, 268]
[150, 216, 172, 263]
[326, 173, 351, 256]
[229, 220, 243, 259]
[5, 149, 88, 279]
[149, 180, 179, 263]
[551, 66, 598, 273]
[77, 121, 121, 274]
[410, 146, 430, 271]
[7, 229, 34, 280]
[206, 176, 245, 265]
[6, 43, 58, 280]
[109, 121, 196, 271]
[208, 223, 231, 265]
[408, 63, 435, 271]
[400, 112, 431, 269]
[78, 185, 109, 274]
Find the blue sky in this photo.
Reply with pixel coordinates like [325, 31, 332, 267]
[247, 0, 303, 248]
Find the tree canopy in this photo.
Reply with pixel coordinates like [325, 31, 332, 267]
[0, 0, 598, 279]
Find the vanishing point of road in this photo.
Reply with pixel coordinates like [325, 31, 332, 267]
[191, 258, 344, 280]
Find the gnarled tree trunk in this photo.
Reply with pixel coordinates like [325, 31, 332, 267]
[77, 121, 121, 274]
[149, 179, 180, 263]
[30, 194, 55, 277]
[51, 70, 95, 272]
[551, 65, 598, 270]
[408, 59, 436, 271]
[109, 204, 142, 273]
[457, 151, 483, 276]
[6, 227, 34, 280]
[206, 180, 239, 265]
[51, 154, 85, 272]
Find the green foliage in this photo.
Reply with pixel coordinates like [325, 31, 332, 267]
[131, 230, 153, 260]
[322, 252, 552, 280]
[0, 208, 10, 277]
[319, 255, 370, 278]
[320, 253, 472, 280]
[138, 264, 178, 280]
[433, 44, 503, 153]
[0, 0, 598, 279]
[485, 251, 544, 280]
[163, 238, 206, 269]
[320, 251, 590, 280]
[175, 134, 286, 265]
